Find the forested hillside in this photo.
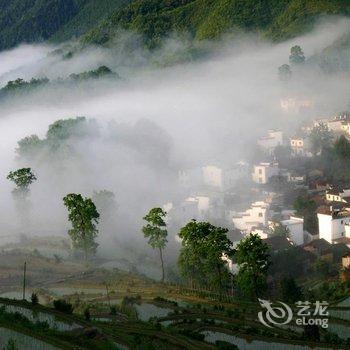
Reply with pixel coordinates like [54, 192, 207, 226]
[83, 0, 350, 47]
[0, 0, 128, 50]
[0, 0, 349, 51]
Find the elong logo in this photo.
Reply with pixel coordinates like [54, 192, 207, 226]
[258, 299, 329, 329]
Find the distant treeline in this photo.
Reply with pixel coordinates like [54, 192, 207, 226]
[0, 65, 118, 99]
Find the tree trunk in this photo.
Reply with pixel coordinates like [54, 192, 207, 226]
[159, 247, 165, 283]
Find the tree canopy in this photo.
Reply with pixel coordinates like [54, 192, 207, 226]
[63, 193, 100, 261]
[178, 221, 234, 291]
[289, 45, 305, 65]
[142, 208, 168, 282]
[234, 233, 270, 300]
[7, 168, 37, 192]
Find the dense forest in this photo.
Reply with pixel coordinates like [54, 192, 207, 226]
[0, 0, 349, 51]
[0, 0, 129, 50]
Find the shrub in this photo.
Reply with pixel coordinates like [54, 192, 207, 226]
[216, 340, 239, 350]
[53, 299, 73, 314]
[84, 307, 91, 321]
[31, 293, 39, 305]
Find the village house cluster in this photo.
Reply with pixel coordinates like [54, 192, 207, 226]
[163, 111, 350, 275]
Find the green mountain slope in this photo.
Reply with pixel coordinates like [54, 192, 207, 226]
[0, 0, 80, 50]
[0, 0, 349, 51]
[50, 0, 131, 42]
[0, 0, 129, 50]
[83, 0, 350, 46]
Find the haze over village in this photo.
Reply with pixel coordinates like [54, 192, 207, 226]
[0, 4, 349, 349]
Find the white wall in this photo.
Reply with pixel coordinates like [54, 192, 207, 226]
[202, 165, 222, 188]
[318, 213, 350, 243]
[252, 163, 279, 184]
[232, 202, 269, 232]
[281, 217, 304, 245]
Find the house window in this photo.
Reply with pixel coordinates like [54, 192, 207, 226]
[341, 220, 344, 224]
[259, 169, 262, 174]
[258, 213, 263, 217]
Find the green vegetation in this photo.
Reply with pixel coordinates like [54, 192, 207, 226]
[63, 193, 100, 261]
[309, 123, 334, 155]
[0, 78, 49, 99]
[53, 299, 74, 314]
[7, 168, 37, 194]
[178, 221, 234, 292]
[83, 0, 350, 47]
[317, 128, 350, 184]
[234, 233, 270, 300]
[0, 0, 348, 51]
[0, 0, 129, 50]
[279, 276, 303, 303]
[142, 208, 168, 283]
[270, 222, 290, 238]
[69, 65, 118, 81]
[278, 64, 292, 81]
[289, 45, 305, 65]
[293, 195, 318, 234]
[0, 66, 118, 102]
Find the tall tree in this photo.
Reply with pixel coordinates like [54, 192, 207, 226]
[334, 135, 350, 159]
[289, 45, 305, 65]
[178, 220, 234, 291]
[309, 123, 333, 155]
[142, 208, 168, 283]
[63, 193, 100, 261]
[92, 190, 118, 235]
[7, 168, 37, 227]
[278, 64, 292, 81]
[279, 276, 303, 303]
[234, 233, 270, 300]
[7, 168, 37, 196]
[293, 195, 318, 234]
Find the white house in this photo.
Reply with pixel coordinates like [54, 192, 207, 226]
[202, 162, 248, 191]
[164, 198, 199, 226]
[252, 162, 279, 184]
[178, 168, 202, 188]
[325, 188, 350, 203]
[232, 201, 269, 232]
[317, 206, 350, 243]
[290, 137, 312, 157]
[257, 130, 283, 155]
[280, 216, 304, 245]
[280, 98, 313, 113]
[326, 113, 350, 133]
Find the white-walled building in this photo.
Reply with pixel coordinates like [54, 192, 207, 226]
[280, 216, 304, 245]
[326, 188, 350, 203]
[178, 168, 202, 189]
[290, 137, 312, 157]
[326, 113, 350, 133]
[252, 162, 279, 184]
[317, 207, 350, 243]
[280, 98, 313, 113]
[164, 194, 225, 227]
[257, 130, 283, 155]
[232, 201, 269, 232]
[202, 162, 248, 191]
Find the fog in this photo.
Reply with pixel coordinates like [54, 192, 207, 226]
[0, 17, 349, 270]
